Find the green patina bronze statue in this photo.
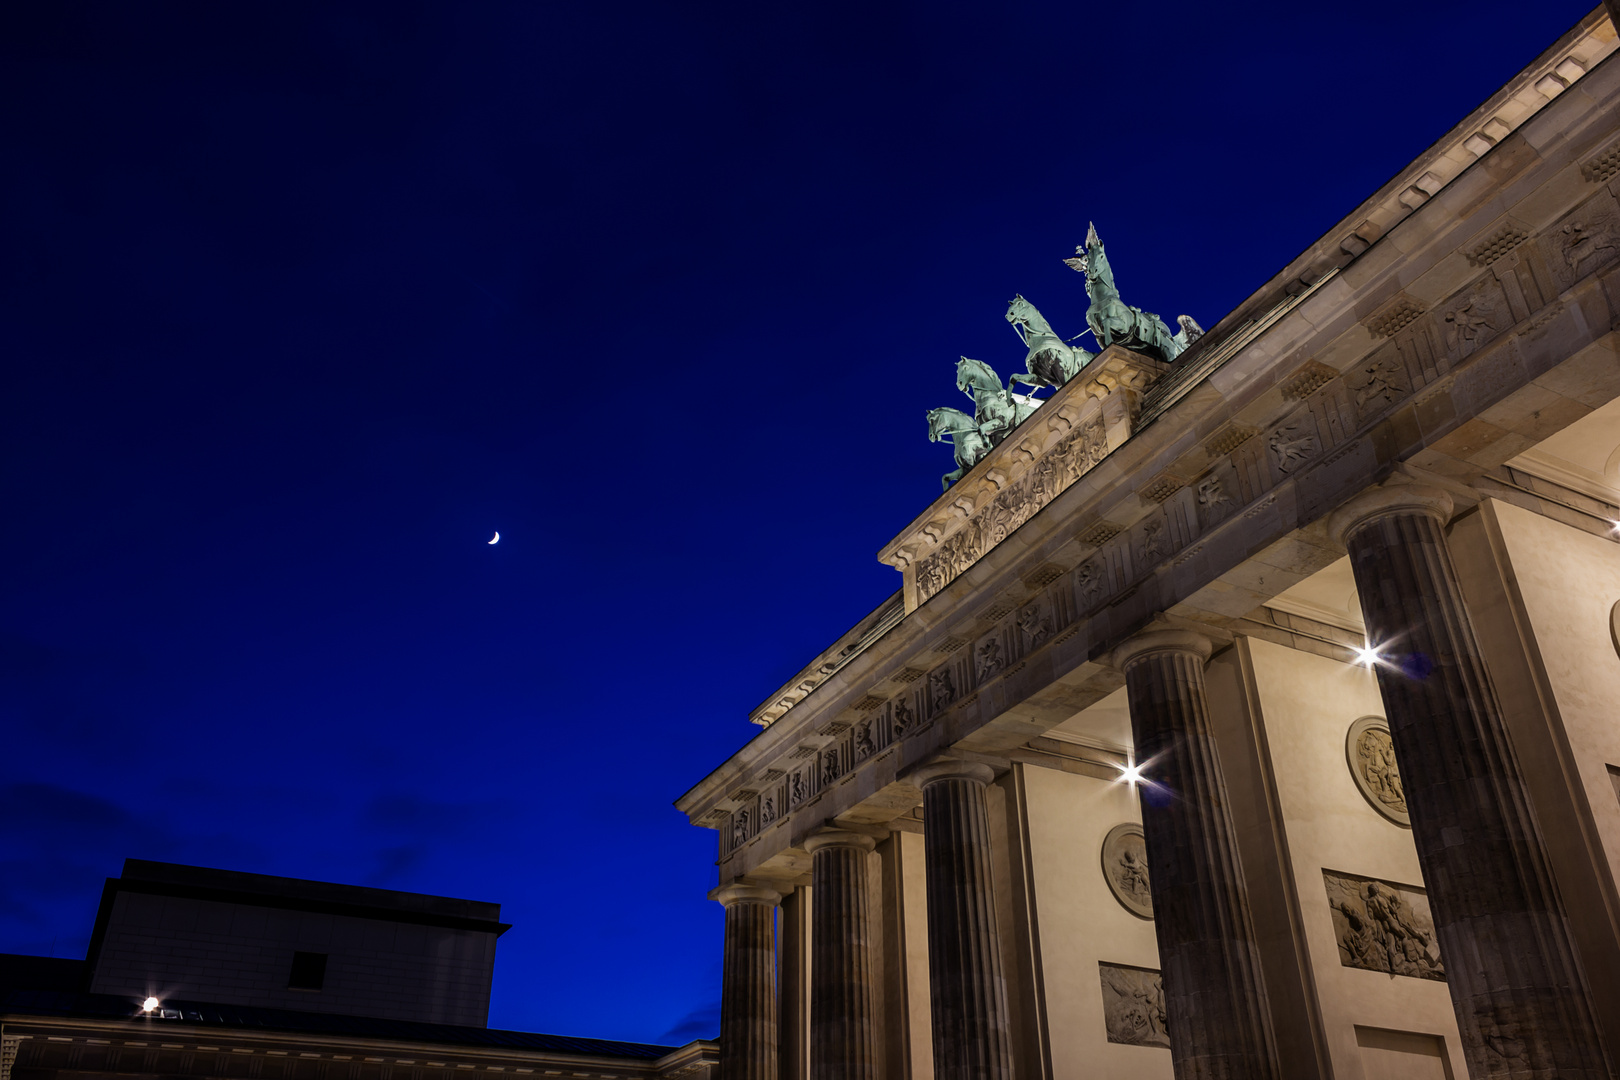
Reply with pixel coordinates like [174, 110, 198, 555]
[1005, 295, 1094, 391]
[925, 358, 1040, 490]
[925, 225, 1200, 489]
[1065, 222, 1202, 363]
[927, 406, 992, 490]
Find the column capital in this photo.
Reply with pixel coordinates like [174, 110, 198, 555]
[803, 828, 878, 855]
[710, 882, 783, 907]
[911, 757, 996, 788]
[1326, 483, 1454, 546]
[1111, 628, 1213, 671]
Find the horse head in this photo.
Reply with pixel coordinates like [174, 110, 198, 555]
[956, 356, 1005, 398]
[926, 406, 978, 443]
[1005, 295, 1057, 343]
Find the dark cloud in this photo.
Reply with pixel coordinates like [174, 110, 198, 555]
[658, 1001, 718, 1045]
[365, 844, 426, 887]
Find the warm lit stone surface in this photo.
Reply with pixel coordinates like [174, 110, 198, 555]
[1331, 486, 1611, 1078]
[915, 761, 1013, 1080]
[1116, 631, 1283, 1080]
[715, 884, 782, 1080]
[805, 832, 878, 1080]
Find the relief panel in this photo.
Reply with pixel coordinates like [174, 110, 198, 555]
[1100, 822, 1153, 919]
[1098, 963, 1170, 1048]
[1346, 716, 1409, 826]
[1539, 186, 1620, 292]
[1323, 869, 1445, 981]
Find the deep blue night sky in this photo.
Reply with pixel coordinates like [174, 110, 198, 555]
[0, 0, 1596, 1046]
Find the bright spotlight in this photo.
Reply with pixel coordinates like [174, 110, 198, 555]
[1354, 643, 1382, 667]
[142, 997, 159, 1012]
[1114, 761, 1144, 788]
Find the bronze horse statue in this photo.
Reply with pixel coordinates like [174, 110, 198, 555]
[927, 407, 992, 490]
[1005, 295, 1094, 391]
[1066, 222, 1189, 363]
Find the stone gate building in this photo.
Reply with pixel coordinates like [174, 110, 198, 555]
[677, 7, 1620, 1079]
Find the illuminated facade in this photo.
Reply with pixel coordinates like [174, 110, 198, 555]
[677, 9, 1620, 1078]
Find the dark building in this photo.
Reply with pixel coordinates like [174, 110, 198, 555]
[82, 861, 505, 1028]
[0, 863, 712, 1080]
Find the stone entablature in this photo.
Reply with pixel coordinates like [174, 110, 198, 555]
[877, 349, 1168, 611]
[677, 34, 1620, 892]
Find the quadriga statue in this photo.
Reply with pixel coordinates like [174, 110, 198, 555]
[1065, 222, 1202, 363]
[1005, 294, 1094, 391]
[926, 358, 1039, 490]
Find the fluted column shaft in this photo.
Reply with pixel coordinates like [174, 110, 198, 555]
[806, 831, 878, 1080]
[1117, 631, 1281, 1080]
[916, 760, 1012, 1080]
[715, 884, 782, 1080]
[1331, 487, 1610, 1079]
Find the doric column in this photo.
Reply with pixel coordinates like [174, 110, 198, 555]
[1114, 629, 1282, 1080]
[714, 883, 783, 1080]
[804, 831, 878, 1080]
[914, 759, 1012, 1080]
[1328, 486, 1610, 1078]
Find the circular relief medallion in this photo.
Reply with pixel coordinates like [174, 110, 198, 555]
[1609, 599, 1620, 660]
[1347, 716, 1409, 827]
[1100, 822, 1153, 919]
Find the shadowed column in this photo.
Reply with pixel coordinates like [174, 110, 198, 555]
[805, 831, 878, 1080]
[915, 760, 1012, 1080]
[1115, 630, 1281, 1080]
[714, 883, 783, 1080]
[1329, 486, 1611, 1079]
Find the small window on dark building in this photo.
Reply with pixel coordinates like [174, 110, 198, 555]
[287, 951, 327, 991]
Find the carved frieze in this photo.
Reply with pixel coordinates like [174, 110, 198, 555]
[1324, 870, 1445, 981]
[1077, 520, 1122, 547]
[1280, 360, 1338, 400]
[1098, 963, 1169, 1048]
[891, 694, 916, 738]
[1267, 417, 1319, 474]
[1346, 716, 1408, 825]
[1581, 139, 1620, 185]
[1195, 473, 1231, 510]
[1142, 516, 1167, 561]
[1366, 296, 1427, 338]
[912, 413, 1108, 604]
[1017, 599, 1053, 649]
[1440, 275, 1507, 360]
[1139, 473, 1184, 504]
[854, 719, 877, 761]
[1542, 189, 1620, 291]
[1074, 558, 1109, 607]
[1021, 562, 1066, 589]
[928, 666, 958, 713]
[1345, 346, 1410, 413]
[1101, 823, 1153, 919]
[973, 634, 1004, 683]
[1204, 423, 1259, 457]
[1466, 222, 1529, 266]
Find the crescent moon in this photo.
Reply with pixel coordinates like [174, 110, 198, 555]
[488, 532, 500, 545]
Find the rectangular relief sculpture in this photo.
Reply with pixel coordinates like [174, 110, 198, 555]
[1098, 962, 1169, 1048]
[1323, 869, 1445, 981]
